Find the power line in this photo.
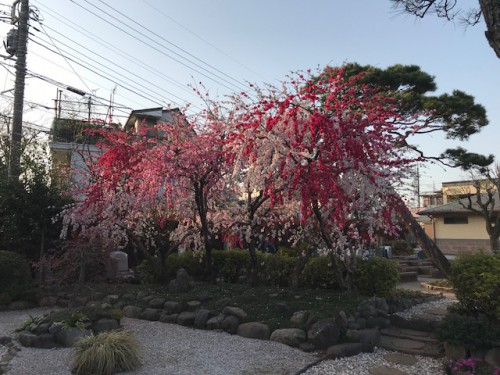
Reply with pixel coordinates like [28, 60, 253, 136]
[29, 29, 195, 109]
[141, 0, 268, 82]
[68, 0, 247, 94]
[29, 36, 182, 109]
[93, 0, 250, 92]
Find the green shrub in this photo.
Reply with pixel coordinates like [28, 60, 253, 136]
[212, 249, 250, 283]
[164, 251, 204, 280]
[73, 330, 141, 375]
[450, 253, 500, 319]
[260, 253, 298, 287]
[391, 240, 413, 256]
[0, 250, 33, 303]
[438, 312, 500, 349]
[353, 257, 399, 297]
[301, 256, 338, 289]
[277, 246, 299, 257]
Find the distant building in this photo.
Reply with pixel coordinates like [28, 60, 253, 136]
[418, 180, 499, 255]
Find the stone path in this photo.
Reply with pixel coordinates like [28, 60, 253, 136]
[369, 353, 431, 375]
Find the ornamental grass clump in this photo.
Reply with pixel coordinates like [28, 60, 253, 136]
[72, 330, 141, 375]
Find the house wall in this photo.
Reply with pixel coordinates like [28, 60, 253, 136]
[433, 214, 492, 255]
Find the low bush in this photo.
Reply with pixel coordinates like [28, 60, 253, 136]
[212, 249, 250, 283]
[391, 240, 413, 256]
[450, 253, 500, 319]
[438, 312, 500, 350]
[260, 253, 298, 287]
[301, 256, 338, 289]
[353, 257, 399, 297]
[0, 250, 34, 304]
[73, 330, 141, 375]
[164, 251, 204, 280]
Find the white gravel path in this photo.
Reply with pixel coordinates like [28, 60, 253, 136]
[1, 309, 317, 375]
[303, 348, 447, 375]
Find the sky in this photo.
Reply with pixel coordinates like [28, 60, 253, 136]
[0, 0, 498, 194]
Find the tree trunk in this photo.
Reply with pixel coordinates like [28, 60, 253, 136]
[489, 236, 499, 254]
[479, 0, 500, 59]
[395, 201, 451, 276]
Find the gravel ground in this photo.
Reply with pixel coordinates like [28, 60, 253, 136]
[0, 309, 317, 375]
[303, 348, 447, 375]
[393, 297, 457, 320]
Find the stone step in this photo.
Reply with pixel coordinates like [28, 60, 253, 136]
[398, 266, 419, 273]
[379, 334, 444, 358]
[380, 327, 440, 344]
[399, 272, 418, 282]
[389, 314, 442, 332]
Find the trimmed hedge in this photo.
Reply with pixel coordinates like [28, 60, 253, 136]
[139, 249, 401, 295]
[353, 257, 399, 298]
[450, 253, 500, 319]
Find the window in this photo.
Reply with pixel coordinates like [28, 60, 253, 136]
[444, 216, 468, 224]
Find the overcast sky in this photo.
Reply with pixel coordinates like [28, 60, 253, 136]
[0, 0, 498, 192]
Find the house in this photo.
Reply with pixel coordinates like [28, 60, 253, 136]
[50, 107, 181, 191]
[418, 191, 500, 255]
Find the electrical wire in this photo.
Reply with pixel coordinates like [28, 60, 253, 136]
[93, 0, 251, 91]
[68, 0, 247, 94]
[29, 30, 196, 110]
[141, 0, 268, 82]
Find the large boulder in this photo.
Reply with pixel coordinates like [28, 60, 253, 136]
[122, 305, 142, 319]
[138, 308, 161, 321]
[308, 319, 341, 349]
[164, 301, 181, 314]
[346, 328, 380, 346]
[206, 314, 225, 330]
[177, 311, 196, 326]
[221, 315, 240, 334]
[270, 328, 306, 348]
[223, 306, 248, 321]
[57, 327, 91, 347]
[237, 322, 271, 340]
[194, 309, 211, 329]
[290, 311, 310, 325]
[148, 297, 166, 309]
[92, 318, 120, 334]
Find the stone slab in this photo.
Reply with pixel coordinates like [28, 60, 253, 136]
[384, 353, 418, 366]
[369, 365, 408, 375]
[381, 327, 439, 343]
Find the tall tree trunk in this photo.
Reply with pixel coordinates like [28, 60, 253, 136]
[395, 201, 451, 276]
[479, 0, 500, 59]
[489, 236, 499, 254]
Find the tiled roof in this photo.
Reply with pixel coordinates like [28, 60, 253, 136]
[418, 192, 500, 215]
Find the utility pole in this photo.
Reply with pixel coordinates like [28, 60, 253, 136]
[8, 0, 29, 181]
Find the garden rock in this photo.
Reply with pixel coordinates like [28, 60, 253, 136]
[299, 342, 316, 353]
[48, 322, 64, 336]
[57, 327, 91, 347]
[148, 297, 166, 309]
[305, 314, 319, 329]
[335, 311, 348, 332]
[92, 318, 120, 334]
[307, 319, 341, 349]
[222, 315, 240, 334]
[485, 347, 500, 368]
[369, 366, 407, 375]
[35, 323, 51, 335]
[270, 328, 306, 348]
[194, 309, 211, 328]
[236, 322, 270, 340]
[327, 342, 372, 358]
[168, 268, 192, 293]
[346, 328, 381, 346]
[85, 301, 100, 308]
[164, 301, 181, 314]
[139, 308, 161, 321]
[186, 301, 201, 309]
[384, 353, 418, 366]
[18, 332, 55, 349]
[214, 297, 231, 310]
[177, 311, 196, 326]
[223, 306, 248, 321]
[122, 305, 142, 318]
[206, 314, 225, 330]
[159, 313, 178, 324]
[290, 311, 310, 325]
